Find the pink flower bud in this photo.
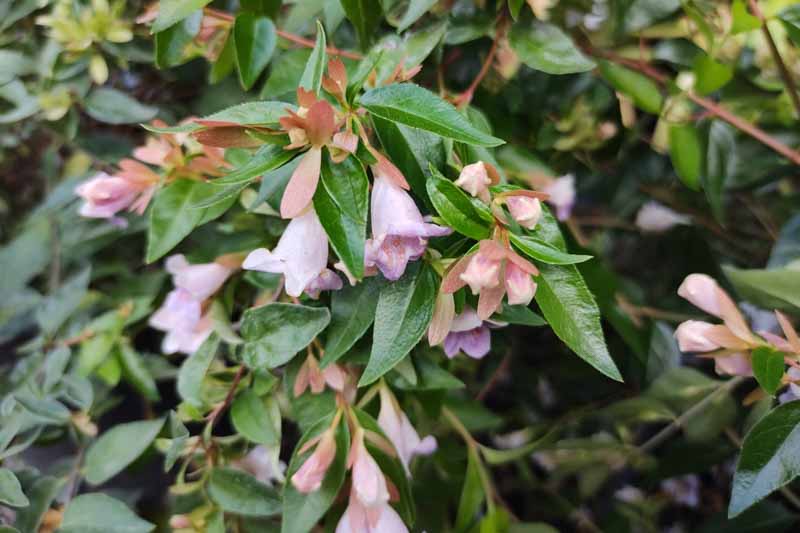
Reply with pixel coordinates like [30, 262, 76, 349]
[677, 274, 722, 318]
[675, 320, 721, 352]
[234, 445, 286, 485]
[304, 269, 343, 299]
[75, 172, 139, 219]
[378, 387, 437, 476]
[165, 254, 232, 301]
[635, 201, 690, 232]
[281, 146, 322, 219]
[455, 162, 493, 202]
[243, 208, 330, 297]
[714, 352, 753, 377]
[504, 261, 537, 306]
[506, 196, 542, 229]
[291, 428, 337, 493]
[335, 489, 409, 533]
[349, 430, 390, 509]
[460, 252, 501, 294]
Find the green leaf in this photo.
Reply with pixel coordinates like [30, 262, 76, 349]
[146, 179, 236, 263]
[0, 469, 28, 507]
[779, 5, 800, 46]
[152, 0, 212, 33]
[321, 275, 384, 367]
[597, 60, 663, 114]
[314, 153, 368, 280]
[509, 234, 592, 265]
[163, 411, 189, 471]
[395, 0, 437, 31]
[118, 343, 160, 402]
[299, 21, 326, 95]
[340, 0, 383, 49]
[261, 48, 311, 98]
[208, 467, 281, 517]
[730, 401, 800, 517]
[0, 80, 39, 124]
[154, 11, 201, 68]
[669, 123, 704, 191]
[371, 115, 444, 209]
[234, 13, 277, 90]
[731, 0, 761, 34]
[426, 170, 491, 240]
[209, 33, 236, 84]
[705, 121, 736, 223]
[59, 493, 154, 533]
[84, 88, 158, 125]
[534, 208, 621, 381]
[12, 475, 63, 533]
[390, 354, 464, 390]
[35, 267, 90, 335]
[177, 334, 220, 407]
[624, 0, 681, 32]
[282, 414, 349, 533]
[751, 346, 785, 396]
[455, 450, 485, 531]
[360, 84, 504, 147]
[508, 22, 596, 75]
[201, 100, 292, 127]
[241, 303, 330, 369]
[212, 144, 295, 187]
[84, 418, 165, 485]
[724, 265, 800, 313]
[493, 303, 547, 326]
[231, 388, 281, 445]
[693, 53, 734, 95]
[360, 263, 437, 386]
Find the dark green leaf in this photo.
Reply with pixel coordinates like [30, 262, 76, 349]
[208, 468, 281, 517]
[360, 84, 504, 147]
[163, 411, 189, 471]
[154, 11, 201, 68]
[84, 418, 165, 485]
[118, 343, 160, 402]
[151, 0, 212, 33]
[624, 0, 681, 32]
[177, 334, 220, 407]
[779, 5, 800, 46]
[360, 263, 437, 386]
[299, 21, 326, 95]
[493, 303, 546, 326]
[234, 13, 277, 90]
[751, 346, 785, 396]
[509, 22, 596, 75]
[704, 121, 736, 222]
[321, 276, 384, 367]
[340, 0, 383, 49]
[669, 123, 704, 191]
[84, 88, 158, 125]
[598, 60, 663, 114]
[0, 468, 28, 507]
[395, 0, 437, 31]
[509, 234, 592, 265]
[241, 303, 330, 369]
[231, 388, 281, 445]
[455, 450, 485, 531]
[59, 493, 154, 533]
[426, 170, 491, 240]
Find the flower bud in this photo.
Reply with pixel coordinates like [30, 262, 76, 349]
[378, 387, 437, 476]
[675, 320, 721, 352]
[291, 428, 337, 493]
[506, 196, 542, 229]
[455, 162, 492, 203]
[504, 261, 537, 306]
[677, 274, 722, 318]
[714, 352, 753, 377]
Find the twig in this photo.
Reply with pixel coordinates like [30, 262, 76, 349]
[639, 376, 745, 453]
[477, 350, 512, 401]
[589, 49, 800, 166]
[454, 15, 505, 107]
[748, 0, 800, 117]
[207, 365, 246, 431]
[275, 29, 362, 60]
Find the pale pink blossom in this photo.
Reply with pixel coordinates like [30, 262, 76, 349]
[349, 429, 389, 510]
[365, 173, 450, 280]
[504, 261, 537, 305]
[675, 321, 722, 352]
[378, 387, 437, 475]
[714, 353, 753, 377]
[677, 274, 757, 344]
[304, 269, 344, 299]
[460, 250, 502, 294]
[243, 208, 333, 298]
[335, 490, 408, 533]
[443, 306, 492, 359]
[75, 172, 140, 219]
[148, 289, 213, 354]
[234, 445, 286, 485]
[455, 162, 493, 203]
[544, 174, 575, 220]
[427, 292, 455, 346]
[291, 428, 337, 493]
[635, 201, 690, 232]
[506, 196, 542, 229]
[165, 254, 232, 301]
[294, 356, 347, 396]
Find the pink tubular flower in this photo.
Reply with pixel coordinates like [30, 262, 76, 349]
[291, 428, 337, 493]
[506, 196, 542, 230]
[148, 289, 213, 354]
[304, 269, 344, 299]
[349, 429, 390, 510]
[234, 445, 286, 485]
[544, 174, 575, 220]
[714, 352, 753, 377]
[75, 172, 140, 219]
[504, 261, 537, 305]
[635, 201, 690, 232]
[428, 292, 455, 346]
[243, 208, 337, 298]
[443, 306, 492, 359]
[675, 321, 722, 352]
[677, 274, 757, 344]
[455, 161, 496, 203]
[335, 490, 408, 533]
[166, 254, 232, 301]
[294, 355, 347, 397]
[377, 387, 437, 476]
[364, 173, 451, 280]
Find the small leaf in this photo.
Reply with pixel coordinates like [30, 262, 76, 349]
[208, 468, 281, 517]
[509, 234, 592, 265]
[212, 144, 295, 186]
[177, 334, 220, 407]
[598, 60, 663, 114]
[231, 389, 281, 445]
[340, 0, 383, 49]
[426, 170, 492, 240]
[299, 21, 326, 95]
[669, 123, 703, 191]
[780, 5, 800, 46]
[152, 0, 212, 33]
[321, 276, 384, 367]
[84, 88, 158, 125]
[751, 346, 785, 396]
[705, 121, 736, 222]
[241, 303, 330, 369]
[11, 475, 62, 533]
[730, 401, 800, 516]
[0, 468, 28, 507]
[693, 53, 733, 95]
[492, 303, 546, 326]
[509, 22, 596, 75]
[731, 0, 760, 34]
[360, 263, 438, 386]
[234, 13, 277, 90]
[455, 450, 485, 531]
[154, 11, 201, 68]
[314, 153, 368, 280]
[59, 493, 154, 533]
[163, 411, 189, 471]
[118, 343, 160, 402]
[84, 419, 165, 485]
[724, 265, 800, 314]
[360, 84, 504, 147]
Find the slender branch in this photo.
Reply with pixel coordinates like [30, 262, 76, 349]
[639, 376, 745, 453]
[590, 49, 800, 166]
[207, 365, 246, 431]
[477, 349, 512, 401]
[454, 17, 504, 107]
[275, 29, 363, 60]
[748, 0, 800, 117]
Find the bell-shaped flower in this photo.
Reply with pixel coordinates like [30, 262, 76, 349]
[75, 172, 140, 219]
[349, 429, 390, 510]
[234, 445, 286, 485]
[377, 387, 437, 476]
[505, 261, 537, 306]
[165, 254, 232, 301]
[148, 289, 213, 354]
[243, 208, 332, 298]
[455, 162, 497, 203]
[677, 274, 757, 345]
[714, 352, 753, 377]
[443, 306, 492, 359]
[505, 196, 542, 230]
[335, 488, 408, 533]
[304, 269, 344, 299]
[544, 174, 575, 221]
[291, 427, 337, 493]
[635, 201, 690, 232]
[365, 173, 450, 280]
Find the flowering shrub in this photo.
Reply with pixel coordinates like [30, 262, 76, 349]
[2, 1, 800, 532]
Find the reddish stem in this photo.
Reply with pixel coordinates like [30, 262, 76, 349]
[275, 29, 363, 60]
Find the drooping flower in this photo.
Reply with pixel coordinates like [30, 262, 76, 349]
[234, 445, 286, 485]
[165, 254, 232, 301]
[294, 355, 348, 397]
[349, 429, 390, 510]
[428, 292, 455, 346]
[443, 306, 493, 359]
[505, 195, 542, 230]
[635, 201, 691, 232]
[543, 174, 575, 221]
[365, 172, 451, 280]
[75, 172, 141, 220]
[243, 208, 339, 298]
[442, 239, 538, 319]
[291, 427, 337, 493]
[455, 161, 497, 203]
[377, 386, 437, 475]
[148, 289, 214, 354]
[335, 489, 409, 533]
[677, 274, 757, 344]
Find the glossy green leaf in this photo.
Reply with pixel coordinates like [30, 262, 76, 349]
[299, 21, 326, 95]
[341, 0, 382, 49]
[154, 10, 201, 68]
[426, 170, 491, 240]
[455, 450, 485, 531]
[234, 13, 276, 90]
[59, 493, 154, 533]
[493, 303, 547, 326]
[0, 468, 28, 507]
[314, 153, 368, 280]
[360, 84, 504, 147]
[118, 343, 160, 402]
[693, 53, 734, 95]
[231, 388, 281, 445]
[151, 0, 212, 32]
[360, 263, 438, 386]
[724, 266, 800, 313]
[208, 467, 281, 517]
[84, 418, 165, 485]
[598, 60, 663, 114]
[282, 414, 349, 533]
[509, 234, 592, 265]
[321, 276, 384, 367]
[241, 303, 330, 369]
[509, 22, 596, 75]
[84, 88, 158, 125]
[779, 5, 800, 46]
[731, 0, 760, 34]
[704, 121, 736, 222]
[177, 334, 220, 407]
[669, 123, 704, 191]
[751, 346, 785, 396]
[730, 401, 800, 516]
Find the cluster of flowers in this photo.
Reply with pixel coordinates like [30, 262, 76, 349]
[674, 273, 800, 397]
